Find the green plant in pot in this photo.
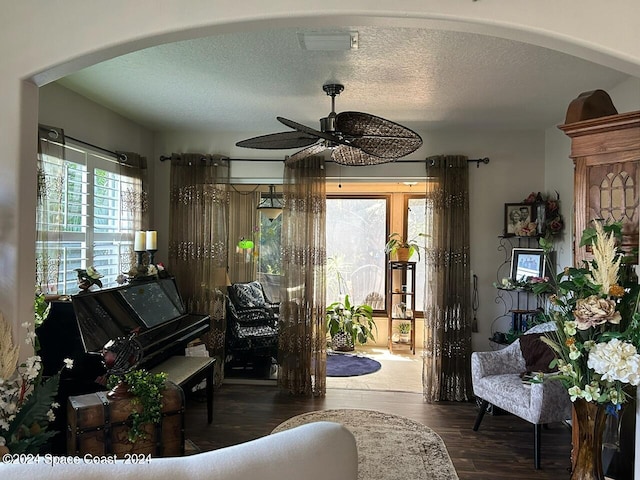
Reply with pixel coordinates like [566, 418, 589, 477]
[396, 321, 412, 343]
[385, 232, 427, 261]
[107, 369, 167, 443]
[326, 295, 377, 352]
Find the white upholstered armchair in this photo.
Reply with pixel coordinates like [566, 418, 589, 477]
[471, 322, 571, 469]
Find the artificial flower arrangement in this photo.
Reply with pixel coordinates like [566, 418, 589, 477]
[116, 262, 169, 285]
[493, 276, 549, 291]
[75, 265, 104, 290]
[0, 313, 73, 456]
[531, 220, 640, 408]
[523, 191, 565, 237]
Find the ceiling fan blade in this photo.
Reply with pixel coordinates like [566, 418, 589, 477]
[236, 131, 318, 149]
[335, 111, 423, 158]
[277, 116, 349, 146]
[331, 145, 393, 166]
[284, 143, 327, 166]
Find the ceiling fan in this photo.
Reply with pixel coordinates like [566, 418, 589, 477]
[235, 83, 423, 166]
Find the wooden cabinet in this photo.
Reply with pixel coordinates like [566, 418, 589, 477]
[559, 107, 640, 265]
[386, 261, 416, 354]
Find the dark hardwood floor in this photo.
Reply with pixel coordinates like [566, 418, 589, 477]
[184, 384, 573, 480]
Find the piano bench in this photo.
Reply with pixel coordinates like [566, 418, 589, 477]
[151, 356, 215, 424]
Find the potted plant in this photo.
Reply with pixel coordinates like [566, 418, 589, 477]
[385, 233, 427, 261]
[326, 295, 377, 352]
[396, 321, 412, 343]
[107, 369, 168, 443]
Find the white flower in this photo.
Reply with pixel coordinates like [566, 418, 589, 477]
[587, 338, 640, 386]
[608, 388, 621, 405]
[147, 264, 158, 276]
[86, 266, 103, 279]
[51, 402, 60, 409]
[569, 345, 581, 360]
[563, 321, 577, 336]
[46, 409, 56, 422]
[583, 383, 601, 402]
[63, 358, 74, 369]
[568, 385, 582, 401]
[21, 322, 30, 329]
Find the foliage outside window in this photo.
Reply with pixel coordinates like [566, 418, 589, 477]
[257, 213, 282, 302]
[408, 197, 426, 312]
[325, 197, 387, 310]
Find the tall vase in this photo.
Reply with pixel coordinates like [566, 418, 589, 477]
[571, 398, 607, 480]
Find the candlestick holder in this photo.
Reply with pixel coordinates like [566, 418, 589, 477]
[147, 249, 157, 265]
[135, 250, 145, 267]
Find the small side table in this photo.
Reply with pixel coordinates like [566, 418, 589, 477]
[151, 356, 215, 424]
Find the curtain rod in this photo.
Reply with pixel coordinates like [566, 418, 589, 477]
[64, 135, 127, 161]
[159, 155, 490, 166]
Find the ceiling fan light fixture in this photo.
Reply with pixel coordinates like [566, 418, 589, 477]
[257, 185, 283, 221]
[298, 32, 358, 51]
[237, 83, 423, 166]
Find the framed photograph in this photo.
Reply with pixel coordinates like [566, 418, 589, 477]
[504, 203, 535, 236]
[510, 248, 545, 281]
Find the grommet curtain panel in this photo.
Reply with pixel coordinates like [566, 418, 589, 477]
[279, 156, 327, 396]
[114, 150, 149, 270]
[423, 155, 473, 402]
[227, 189, 261, 283]
[36, 125, 65, 294]
[168, 153, 229, 386]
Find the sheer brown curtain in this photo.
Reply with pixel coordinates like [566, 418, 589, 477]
[115, 151, 148, 272]
[278, 156, 326, 396]
[423, 155, 472, 402]
[36, 125, 65, 294]
[168, 153, 229, 385]
[227, 188, 261, 283]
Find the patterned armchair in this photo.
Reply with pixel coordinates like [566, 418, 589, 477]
[225, 281, 279, 364]
[471, 322, 571, 469]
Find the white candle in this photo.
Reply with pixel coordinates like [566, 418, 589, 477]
[134, 231, 146, 251]
[146, 230, 157, 250]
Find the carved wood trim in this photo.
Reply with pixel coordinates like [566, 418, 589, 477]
[559, 111, 640, 267]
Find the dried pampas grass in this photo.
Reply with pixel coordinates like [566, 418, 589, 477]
[0, 311, 19, 379]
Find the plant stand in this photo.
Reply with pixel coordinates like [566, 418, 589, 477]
[387, 261, 416, 354]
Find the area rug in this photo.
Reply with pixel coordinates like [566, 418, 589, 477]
[272, 409, 459, 480]
[326, 352, 382, 377]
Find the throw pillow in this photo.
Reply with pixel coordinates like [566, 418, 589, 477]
[519, 333, 558, 373]
[232, 281, 266, 308]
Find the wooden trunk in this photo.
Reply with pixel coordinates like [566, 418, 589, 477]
[67, 380, 185, 457]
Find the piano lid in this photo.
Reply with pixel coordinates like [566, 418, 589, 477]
[71, 277, 190, 353]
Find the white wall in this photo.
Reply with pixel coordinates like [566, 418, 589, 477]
[3, 1, 640, 354]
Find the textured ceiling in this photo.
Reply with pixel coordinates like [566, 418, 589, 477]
[57, 26, 630, 135]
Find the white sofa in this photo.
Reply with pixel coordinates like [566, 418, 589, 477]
[0, 421, 357, 480]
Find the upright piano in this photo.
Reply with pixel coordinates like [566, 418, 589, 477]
[36, 276, 210, 454]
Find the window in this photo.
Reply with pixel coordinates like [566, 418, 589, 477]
[37, 141, 141, 293]
[407, 196, 426, 311]
[325, 197, 387, 310]
[257, 213, 282, 301]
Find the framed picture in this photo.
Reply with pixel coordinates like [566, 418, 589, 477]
[510, 248, 545, 281]
[504, 203, 535, 236]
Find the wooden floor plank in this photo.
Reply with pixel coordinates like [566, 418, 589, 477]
[184, 385, 573, 479]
